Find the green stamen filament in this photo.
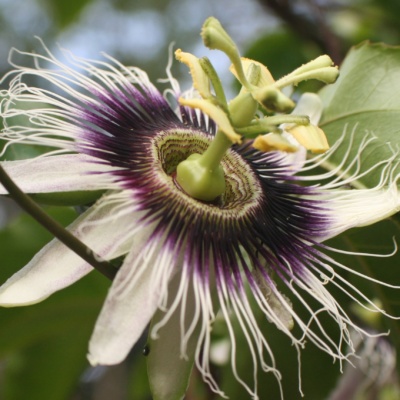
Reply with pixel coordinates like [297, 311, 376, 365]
[199, 57, 228, 110]
[236, 115, 310, 137]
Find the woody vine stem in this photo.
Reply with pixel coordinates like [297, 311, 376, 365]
[0, 164, 116, 280]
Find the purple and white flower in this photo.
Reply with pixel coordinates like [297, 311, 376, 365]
[0, 37, 399, 399]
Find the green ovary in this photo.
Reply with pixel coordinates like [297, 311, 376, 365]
[175, 130, 232, 202]
[176, 153, 226, 202]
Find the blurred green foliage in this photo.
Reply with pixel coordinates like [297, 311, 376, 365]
[40, 0, 93, 28]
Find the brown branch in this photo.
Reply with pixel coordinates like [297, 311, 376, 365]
[0, 164, 117, 281]
[257, 0, 344, 63]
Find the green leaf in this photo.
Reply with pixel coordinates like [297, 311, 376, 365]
[325, 216, 400, 380]
[0, 296, 102, 400]
[318, 41, 400, 388]
[0, 207, 109, 400]
[40, 0, 93, 28]
[0, 206, 77, 276]
[215, 296, 340, 400]
[319, 42, 400, 187]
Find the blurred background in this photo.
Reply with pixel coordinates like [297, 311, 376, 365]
[2, 0, 400, 89]
[1, 0, 400, 399]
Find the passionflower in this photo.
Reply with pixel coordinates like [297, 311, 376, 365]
[0, 17, 399, 399]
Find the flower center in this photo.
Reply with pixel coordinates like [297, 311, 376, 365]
[151, 129, 262, 213]
[173, 17, 337, 203]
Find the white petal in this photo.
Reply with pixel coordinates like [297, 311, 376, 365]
[292, 92, 323, 125]
[280, 135, 307, 174]
[0, 154, 117, 194]
[280, 93, 323, 172]
[326, 183, 400, 240]
[88, 235, 174, 365]
[0, 197, 135, 306]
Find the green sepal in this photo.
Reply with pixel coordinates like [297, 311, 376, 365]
[28, 190, 105, 206]
[147, 276, 199, 400]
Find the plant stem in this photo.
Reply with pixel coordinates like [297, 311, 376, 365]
[0, 164, 117, 281]
[198, 129, 232, 170]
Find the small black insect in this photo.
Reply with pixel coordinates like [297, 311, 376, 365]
[142, 344, 150, 356]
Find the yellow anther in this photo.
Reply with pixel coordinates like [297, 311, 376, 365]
[287, 125, 329, 153]
[230, 57, 275, 87]
[178, 97, 242, 144]
[175, 49, 212, 99]
[253, 133, 298, 153]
